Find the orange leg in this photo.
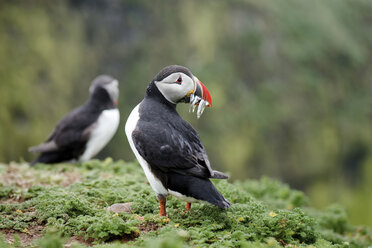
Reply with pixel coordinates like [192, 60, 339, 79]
[185, 202, 191, 213]
[158, 196, 167, 216]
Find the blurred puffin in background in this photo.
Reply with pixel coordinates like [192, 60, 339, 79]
[125, 65, 230, 216]
[29, 75, 120, 165]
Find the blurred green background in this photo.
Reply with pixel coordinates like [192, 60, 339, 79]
[0, 0, 371, 227]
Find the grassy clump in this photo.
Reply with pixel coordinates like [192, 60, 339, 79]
[0, 159, 371, 247]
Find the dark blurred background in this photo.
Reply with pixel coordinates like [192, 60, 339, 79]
[0, 0, 371, 227]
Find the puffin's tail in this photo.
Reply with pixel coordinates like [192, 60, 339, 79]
[211, 170, 229, 179]
[29, 152, 64, 166]
[30, 159, 38, 166]
[167, 173, 231, 209]
[30, 155, 46, 166]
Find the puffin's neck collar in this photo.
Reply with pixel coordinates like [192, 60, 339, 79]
[145, 81, 177, 109]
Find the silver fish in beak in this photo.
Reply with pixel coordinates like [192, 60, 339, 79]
[188, 76, 212, 119]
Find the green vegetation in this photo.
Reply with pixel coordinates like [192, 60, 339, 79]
[0, 160, 371, 247]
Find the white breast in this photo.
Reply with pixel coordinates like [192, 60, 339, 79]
[125, 104, 168, 196]
[79, 108, 120, 162]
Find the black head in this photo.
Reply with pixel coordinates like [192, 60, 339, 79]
[152, 65, 211, 105]
[153, 65, 193, 82]
[89, 75, 119, 105]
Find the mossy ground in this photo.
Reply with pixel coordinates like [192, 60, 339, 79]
[0, 159, 371, 248]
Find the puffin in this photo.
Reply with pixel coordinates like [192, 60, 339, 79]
[29, 75, 120, 165]
[125, 65, 230, 216]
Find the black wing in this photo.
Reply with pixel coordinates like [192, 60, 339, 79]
[132, 120, 226, 179]
[30, 105, 99, 153]
[52, 106, 97, 148]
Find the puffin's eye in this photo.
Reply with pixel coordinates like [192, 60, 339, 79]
[176, 76, 182, 84]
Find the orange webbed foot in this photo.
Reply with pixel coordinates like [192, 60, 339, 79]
[184, 202, 191, 213]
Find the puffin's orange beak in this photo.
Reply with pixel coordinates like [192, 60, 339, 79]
[197, 80, 212, 107]
[193, 77, 212, 107]
[188, 76, 212, 119]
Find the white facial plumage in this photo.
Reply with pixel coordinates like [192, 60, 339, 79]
[155, 72, 195, 104]
[89, 79, 119, 103]
[103, 79, 119, 102]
